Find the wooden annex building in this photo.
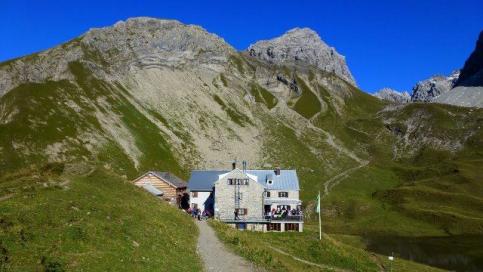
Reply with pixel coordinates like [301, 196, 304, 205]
[132, 171, 187, 205]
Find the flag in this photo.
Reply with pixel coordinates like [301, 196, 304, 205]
[316, 191, 320, 214]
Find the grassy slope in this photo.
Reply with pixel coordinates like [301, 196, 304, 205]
[0, 61, 185, 179]
[0, 61, 199, 270]
[0, 166, 202, 271]
[249, 82, 278, 110]
[210, 220, 443, 272]
[291, 75, 321, 119]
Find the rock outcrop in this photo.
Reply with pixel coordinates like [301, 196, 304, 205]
[247, 28, 356, 86]
[434, 86, 483, 108]
[373, 88, 410, 104]
[455, 31, 483, 87]
[410, 71, 459, 102]
[433, 31, 483, 108]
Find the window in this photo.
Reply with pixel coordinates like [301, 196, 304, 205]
[228, 178, 249, 185]
[192, 192, 198, 198]
[235, 208, 248, 215]
[278, 192, 288, 198]
[285, 223, 299, 231]
[191, 203, 198, 209]
[266, 191, 271, 198]
[268, 223, 281, 231]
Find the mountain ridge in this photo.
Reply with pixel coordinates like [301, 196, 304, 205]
[0, 17, 482, 271]
[247, 27, 356, 86]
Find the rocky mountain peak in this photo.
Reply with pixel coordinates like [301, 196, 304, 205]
[373, 88, 410, 104]
[0, 17, 237, 96]
[81, 17, 236, 71]
[247, 28, 356, 86]
[410, 70, 460, 102]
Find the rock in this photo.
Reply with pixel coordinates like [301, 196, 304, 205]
[373, 88, 410, 103]
[410, 71, 459, 102]
[0, 17, 236, 97]
[431, 32, 483, 108]
[434, 86, 483, 108]
[247, 28, 356, 86]
[455, 31, 483, 87]
[82, 17, 236, 73]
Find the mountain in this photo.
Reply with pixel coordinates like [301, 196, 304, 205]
[0, 17, 373, 179]
[0, 17, 482, 271]
[435, 31, 483, 108]
[410, 70, 459, 102]
[247, 28, 356, 86]
[373, 88, 410, 103]
[455, 31, 483, 87]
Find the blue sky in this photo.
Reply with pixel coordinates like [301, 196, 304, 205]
[1, 0, 482, 93]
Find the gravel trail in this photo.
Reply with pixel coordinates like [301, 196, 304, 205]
[195, 220, 258, 272]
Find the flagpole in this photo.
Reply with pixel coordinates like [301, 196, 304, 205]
[318, 190, 322, 240]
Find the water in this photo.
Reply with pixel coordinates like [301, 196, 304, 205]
[364, 235, 483, 271]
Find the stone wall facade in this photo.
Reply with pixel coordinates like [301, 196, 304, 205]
[214, 169, 265, 221]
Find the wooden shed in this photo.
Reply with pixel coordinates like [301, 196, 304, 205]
[132, 171, 187, 204]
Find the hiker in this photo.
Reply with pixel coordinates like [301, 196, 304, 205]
[234, 209, 239, 220]
[197, 209, 201, 221]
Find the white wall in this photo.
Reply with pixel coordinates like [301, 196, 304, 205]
[189, 191, 211, 212]
[266, 190, 299, 199]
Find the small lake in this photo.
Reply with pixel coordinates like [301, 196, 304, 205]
[364, 235, 483, 271]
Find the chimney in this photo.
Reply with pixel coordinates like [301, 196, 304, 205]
[232, 160, 237, 170]
[274, 167, 281, 176]
[242, 161, 247, 173]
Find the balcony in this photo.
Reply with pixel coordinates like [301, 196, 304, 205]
[265, 214, 303, 222]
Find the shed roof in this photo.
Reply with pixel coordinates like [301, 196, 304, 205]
[151, 171, 187, 188]
[133, 171, 187, 188]
[188, 169, 300, 191]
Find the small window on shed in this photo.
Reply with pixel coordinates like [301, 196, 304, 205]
[192, 192, 198, 198]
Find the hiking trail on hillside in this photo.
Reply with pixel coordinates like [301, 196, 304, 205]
[195, 220, 260, 272]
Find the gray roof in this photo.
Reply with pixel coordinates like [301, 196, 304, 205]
[188, 169, 300, 191]
[151, 171, 187, 188]
[142, 183, 164, 196]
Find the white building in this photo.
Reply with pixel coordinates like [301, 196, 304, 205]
[188, 166, 303, 232]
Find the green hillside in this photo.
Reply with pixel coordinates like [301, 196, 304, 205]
[0, 165, 202, 271]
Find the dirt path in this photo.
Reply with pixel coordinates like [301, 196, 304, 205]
[195, 220, 258, 272]
[323, 160, 369, 196]
[266, 244, 350, 272]
[0, 193, 14, 202]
